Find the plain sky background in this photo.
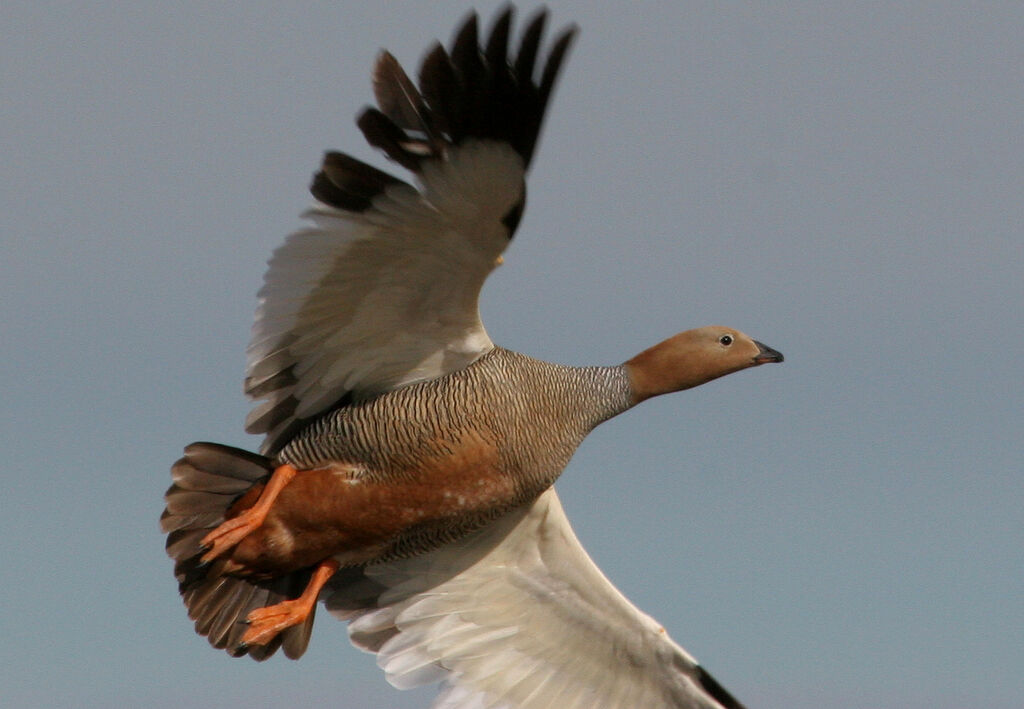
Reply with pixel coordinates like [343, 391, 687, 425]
[2, 2, 1021, 708]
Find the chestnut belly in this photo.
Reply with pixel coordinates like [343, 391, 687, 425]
[227, 461, 519, 577]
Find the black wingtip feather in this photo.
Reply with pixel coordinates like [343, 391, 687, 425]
[311, 151, 407, 212]
[450, 11, 481, 73]
[333, 6, 577, 190]
[538, 24, 579, 108]
[695, 665, 747, 709]
[514, 8, 546, 81]
[357, 107, 424, 172]
[419, 43, 460, 139]
[484, 7, 513, 70]
[373, 51, 427, 132]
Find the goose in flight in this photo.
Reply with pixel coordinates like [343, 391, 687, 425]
[162, 7, 782, 708]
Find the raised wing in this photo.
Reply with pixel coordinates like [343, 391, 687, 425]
[325, 488, 746, 709]
[244, 8, 578, 454]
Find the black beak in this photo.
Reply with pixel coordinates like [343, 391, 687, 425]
[753, 341, 784, 364]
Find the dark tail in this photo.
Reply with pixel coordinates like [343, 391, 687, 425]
[162, 442, 315, 660]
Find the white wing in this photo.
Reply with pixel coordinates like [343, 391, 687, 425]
[244, 9, 577, 453]
[245, 142, 520, 450]
[325, 488, 746, 709]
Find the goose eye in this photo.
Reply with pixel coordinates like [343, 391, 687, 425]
[719, 334, 734, 346]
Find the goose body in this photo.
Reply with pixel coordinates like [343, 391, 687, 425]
[223, 348, 631, 575]
[162, 8, 782, 708]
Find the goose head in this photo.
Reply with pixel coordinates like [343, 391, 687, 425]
[624, 326, 783, 404]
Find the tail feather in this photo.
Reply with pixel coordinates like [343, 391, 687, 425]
[163, 442, 316, 660]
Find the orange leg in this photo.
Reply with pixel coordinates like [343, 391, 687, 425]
[200, 463, 298, 563]
[241, 558, 341, 647]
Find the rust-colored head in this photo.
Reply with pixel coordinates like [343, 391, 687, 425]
[624, 326, 783, 404]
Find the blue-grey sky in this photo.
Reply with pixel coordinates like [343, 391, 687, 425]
[2, 2, 1021, 708]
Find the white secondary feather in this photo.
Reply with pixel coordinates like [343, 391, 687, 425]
[245, 141, 526, 449]
[327, 488, 736, 709]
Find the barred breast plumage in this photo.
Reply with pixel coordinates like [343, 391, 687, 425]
[281, 347, 632, 482]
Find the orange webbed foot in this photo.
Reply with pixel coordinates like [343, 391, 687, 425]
[199, 463, 298, 563]
[240, 559, 340, 647]
[200, 509, 262, 563]
[242, 599, 311, 646]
